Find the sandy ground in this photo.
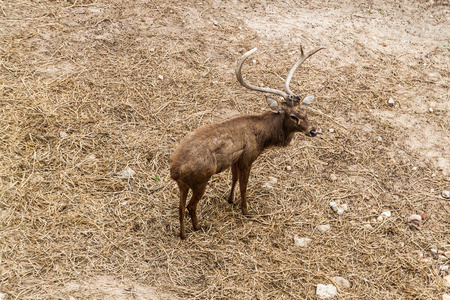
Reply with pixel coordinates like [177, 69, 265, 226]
[0, 0, 449, 299]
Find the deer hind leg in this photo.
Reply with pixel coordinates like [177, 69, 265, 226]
[238, 165, 252, 215]
[187, 183, 207, 231]
[177, 182, 190, 239]
[227, 163, 239, 204]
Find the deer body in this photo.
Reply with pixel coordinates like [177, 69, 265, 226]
[170, 46, 325, 239]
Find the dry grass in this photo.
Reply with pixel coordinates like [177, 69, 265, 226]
[1, 0, 449, 299]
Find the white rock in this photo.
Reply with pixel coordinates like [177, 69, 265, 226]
[316, 284, 337, 298]
[328, 128, 335, 133]
[443, 293, 450, 300]
[407, 214, 422, 225]
[377, 136, 383, 142]
[268, 176, 277, 183]
[329, 201, 347, 215]
[263, 182, 273, 189]
[294, 236, 311, 248]
[387, 97, 395, 106]
[317, 224, 331, 232]
[412, 166, 417, 171]
[59, 131, 68, 138]
[440, 265, 449, 271]
[381, 211, 391, 218]
[329, 174, 338, 181]
[363, 224, 373, 229]
[0, 293, 5, 300]
[332, 276, 350, 289]
[429, 107, 434, 113]
[444, 274, 450, 287]
[442, 190, 450, 199]
[121, 166, 135, 178]
[377, 215, 384, 222]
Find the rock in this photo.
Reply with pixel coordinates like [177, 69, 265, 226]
[263, 177, 278, 189]
[381, 211, 391, 218]
[419, 211, 428, 221]
[412, 166, 417, 171]
[317, 224, 331, 232]
[421, 258, 432, 265]
[429, 107, 434, 113]
[59, 131, 68, 138]
[329, 174, 338, 181]
[332, 276, 351, 289]
[407, 214, 422, 227]
[286, 166, 292, 171]
[445, 251, 450, 259]
[377, 215, 384, 222]
[121, 167, 135, 178]
[316, 284, 337, 298]
[330, 201, 347, 215]
[377, 136, 383, 142]
[363, 223, 373, 229]
[444, 274, 450, 287]
[442, 190, 450, 199]
[158, 75, 164, 80]
[0, 293, 5, 300]
[440, 265, 449, 271]
[294, 236, 311, 248]
[443, 294, 450, 300]
[387, 97, 395, 107]
[328, 128, 335, 133]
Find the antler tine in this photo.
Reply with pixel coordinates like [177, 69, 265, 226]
[236, 48, 289, 99]
[284, 46, 326, 96]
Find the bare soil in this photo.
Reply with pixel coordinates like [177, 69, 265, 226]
[0, 0, 449, 299]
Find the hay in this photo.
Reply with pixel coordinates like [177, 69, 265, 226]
[0, 0, 449, 299]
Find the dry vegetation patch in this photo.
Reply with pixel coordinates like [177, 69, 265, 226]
[0, 0, 449, 299]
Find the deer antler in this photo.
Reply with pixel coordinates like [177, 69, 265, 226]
[235, 48, 289, 99]
[284, 46, 326, 96]
[236, 46, 326, 106]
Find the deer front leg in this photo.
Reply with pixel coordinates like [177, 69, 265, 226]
[238, 165, 252, 215]
[228, 163, 239, 204]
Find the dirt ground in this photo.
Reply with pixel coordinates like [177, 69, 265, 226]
[1, 0, 449, 299]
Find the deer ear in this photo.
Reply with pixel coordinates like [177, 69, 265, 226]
[301, 95, 315, 106]
[266, 96, 281, 113]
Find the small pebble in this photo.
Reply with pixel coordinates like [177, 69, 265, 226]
[332, 276, 351, 289]
[442, 265, 450, 272]
[421, 258, 432, 265]
[443, 293, 450, 300]
[158, 75, 164, 80]
[387, 97, 395, 107]
[412, 166, 417, 171]
[407, 214, 422, 227]
[381, 211, 391, 218]
[316, 284, 337, 298]
[329, 174, 337, 181]
[442, 190, 450, 199]
[377, 136, 383, 142]
[328, 128, 335, 133]
[59, 131, 68, 138]
[419, 212, 428, 221]
[286, 166, 292, 171]
[316, 224, 331, 232]
[377, 215, 384, 222]
[363, 223, 373, 229]
[429, 107, 434, 113]
[444, 274, 450, 287]
[294, 236, 311, 248]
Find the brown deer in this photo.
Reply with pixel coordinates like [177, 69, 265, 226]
[170, 45, 325, 239]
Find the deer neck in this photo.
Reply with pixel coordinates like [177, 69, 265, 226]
[258, 112, 295, 149]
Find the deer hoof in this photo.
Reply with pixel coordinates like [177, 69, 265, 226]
[180, 231, 187, 240]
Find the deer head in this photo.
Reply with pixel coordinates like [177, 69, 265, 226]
[235, 46, 325, 137]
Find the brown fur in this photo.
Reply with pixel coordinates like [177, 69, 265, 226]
[170, 102, 316, 239]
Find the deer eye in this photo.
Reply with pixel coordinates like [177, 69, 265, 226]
[290, 115, 299, 123]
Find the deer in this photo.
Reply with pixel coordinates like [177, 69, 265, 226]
[170, 45, 325, 239]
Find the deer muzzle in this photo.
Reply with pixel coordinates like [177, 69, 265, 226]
[309, 128, 318, 137]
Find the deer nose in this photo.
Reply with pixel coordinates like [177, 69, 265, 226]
[309, 129, 318, 137]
